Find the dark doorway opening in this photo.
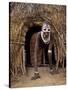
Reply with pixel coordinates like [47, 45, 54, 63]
[25, 24, 41, 67]
[25, 24, 56, 67]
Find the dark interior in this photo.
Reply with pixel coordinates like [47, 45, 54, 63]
[25, 24, 56, 67]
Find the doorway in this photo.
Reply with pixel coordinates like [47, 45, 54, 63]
[25, 24, 41, 67]
[25, 24, 56, 67]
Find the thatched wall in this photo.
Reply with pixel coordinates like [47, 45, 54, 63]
[9, 2, 66, 78]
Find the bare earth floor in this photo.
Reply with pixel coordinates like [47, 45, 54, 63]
[11, 67, 66, 88]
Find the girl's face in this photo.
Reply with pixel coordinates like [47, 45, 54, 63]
[42, 23, 50, 39]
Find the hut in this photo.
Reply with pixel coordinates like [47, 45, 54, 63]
[9, 2, 66, 85]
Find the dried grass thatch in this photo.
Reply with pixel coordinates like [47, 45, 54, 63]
[9, 2, 66, 79]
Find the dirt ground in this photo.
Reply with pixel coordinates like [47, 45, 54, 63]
[11, 67, 66, 88]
